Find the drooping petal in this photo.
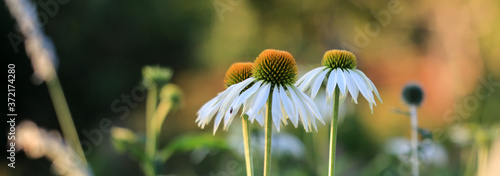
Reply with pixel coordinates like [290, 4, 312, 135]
[348, 70, 375, 105]
[242, 81, 264, 114]
[292, 86, 324, 125]
[298, 67, 325, 92]
[199, 100, 222, 129]
[326, 69, 337, 99]
[295, 67, 324, 87]
[271, 85, 282, 131]
[235, 81, 262, 113]
[218, 78, 255, 118]
[336, 69, 347, 95]
[296, 66, 325, 88]
[254, 108, 265, 126]
[248, 83, 271, 116]
[196, 96, 217, 123]
[354, 69, 383, 103]
[213, 112, 223, 134]
[344, 70, 359, 103]
[286, 84, 309, 132]
[279, 86, 297, 127]
[310, 69, 329, 100]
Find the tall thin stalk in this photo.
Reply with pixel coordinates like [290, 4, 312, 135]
[328, 87, 340, 176]
[145, 86, 158, 176]
[242, 115, 254, 176]
[409, 105, 419, 176]
[477, 145, 489, 176]
[46, 76, 88, 166]
[263, 95, 273, 176]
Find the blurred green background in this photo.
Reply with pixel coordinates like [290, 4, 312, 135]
[2, 0, 500, 175]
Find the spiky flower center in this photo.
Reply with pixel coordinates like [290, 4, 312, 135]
[322, 50, 357, 69]
[253, 49, 298, 86]
[224, 62, 254, 87]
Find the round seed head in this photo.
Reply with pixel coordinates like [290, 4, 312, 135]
[160, 83, 183, 106]
[322, 50, 357, 69]
[142, 66, 172, 88]
[253, 49, 298, 86]
[402, 83, 424, 106]
[224, 62, 254, 87]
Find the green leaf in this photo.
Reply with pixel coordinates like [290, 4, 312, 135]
[158, 133, 229, 163]
[111, 127, 146, 162]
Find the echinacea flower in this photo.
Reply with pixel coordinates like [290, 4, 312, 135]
[296, 49, 382, 176]
[229, 49, 324, 132]
[219, 49, 324, 176]
[196, 62, 254, 134]
[196, 62, 256, 176]
[296, 50, 382, 112]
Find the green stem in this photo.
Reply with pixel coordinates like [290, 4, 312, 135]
[242, 115, 254, 176]
[463, 146, 477, 176]
[154, 101, 172, 137]
[328, 87, 340, 176]
[145, 86, 158, 176]
[264, 95, 273, 176]
[46, 76, 87, 166]
[410, 105, 419, 176]
[477, 145, 489, 176]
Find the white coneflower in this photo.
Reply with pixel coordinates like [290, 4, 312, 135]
[226, 49, 323, 176]
[196, 62, 255, 176]
[296, 50, 382, 112]
[230, 49, 324, 132]
[196, 62, 254, 133]
[296, 50, 382, 176]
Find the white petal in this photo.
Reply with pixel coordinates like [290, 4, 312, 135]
[197, 96, 217, 116]
[348, 70, 375, 104]
[310, 70, 329, 100]
[222, 109, 233, 130]
[224, 98, 242, 129]
[354, 69, 383, 103]
[196, 96, 217, 123]
[326, 69, 337, 99]
[296, 67, 324, 87]
[344, 70, 359, 103]
[249, 83, 271, 116]
[255, 109, 265, 126]
[336, 69, 347, 95]
[235, 81, 262, 112]
[214, 78, 254, 105]
[298, 67, 325, 92]
[218, 78, 254, 118]
[213, 112, 223, 134]
[279, 86, 297, 127]
[286, 85, 310, 132]
[292, 86, 324, 124]
[369, 101, 374, 114]
[271, 85, 282, 131]
[242, 81, 264, 114]
[200, 100, 222, 129]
